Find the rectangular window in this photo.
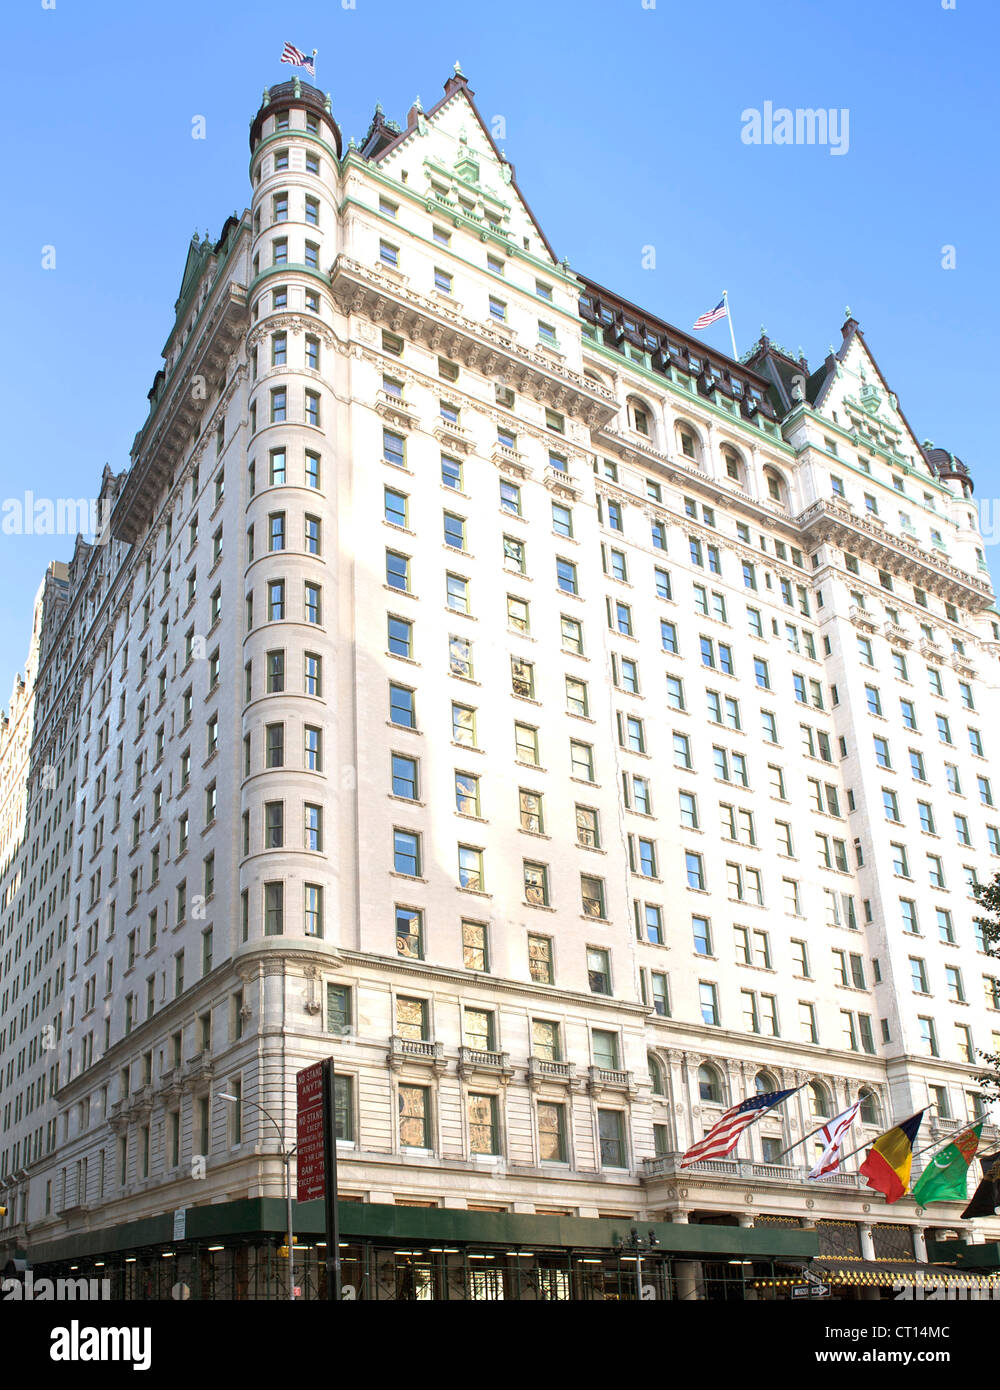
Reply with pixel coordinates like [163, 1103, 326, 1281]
[459, 845, 484, 892]
[395, 906, 423, 960]
[463, 921, 489, 972]
[523, 861, 549, 906]
[587, 947, 611, 995]
[528, 935, 553, 984]
[399, 1085, 431, 1149]
[393, 829, 421, 877]
[468, 1093, 499, 1155]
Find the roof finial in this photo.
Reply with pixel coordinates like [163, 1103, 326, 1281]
[414, 94, 423, 112]
[375, 101, 384, 115]
[845, 304, 852, 320]
[454, 60, 465, 77]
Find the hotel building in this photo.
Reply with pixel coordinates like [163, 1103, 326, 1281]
[1, 69, 1000, 1300]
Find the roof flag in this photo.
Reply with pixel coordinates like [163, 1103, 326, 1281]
[281, 43, 316, 76]
[693, 297, 727, 331]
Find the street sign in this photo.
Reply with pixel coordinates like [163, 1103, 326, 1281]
[296, 1062, 326, 1202]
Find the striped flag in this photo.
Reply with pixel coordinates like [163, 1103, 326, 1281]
[281, 42, 315, 76]
[693, 296, 727, 331]
[859, 1110, 926, 1203]
[808, 1101, 861, 1179]
[681, 1088, 798, 1167]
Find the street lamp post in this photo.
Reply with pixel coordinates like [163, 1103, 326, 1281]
[615, 1227, 661, 1301]
[218, 1092, 297, 1302]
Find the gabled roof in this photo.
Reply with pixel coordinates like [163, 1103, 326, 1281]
[366, 67, 561, 265]
[742, 336, 810, 416]
[812, 313, 921, 438]
[174, 233, 212, 316]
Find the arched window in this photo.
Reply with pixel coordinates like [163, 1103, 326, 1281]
[698, 1064, 722, 1104]
[721, 445, 745, 486]
[755, 1070, 777, 1096]
[763, 466, 788, 506]
[809, 1081, 831, 1118]
[674, 420, 703, 466]
[648, 1054, 665, 1096]
[859, 1089, 879, 1125]
[627, 396, 654, 440]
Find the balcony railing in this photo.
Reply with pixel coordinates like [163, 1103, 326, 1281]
[491, 442, 529, 475]
[387, 1035, 446, 1071]
[588, 1065, 635, 1097]
[433, 418, 475, 453]
[641, 1151, 866, 1189]
[373, 389, 420, 429]
[458, 1046, 514, 1080]
[527, 1056, 576, 1089]
[849, 605, 877, 632]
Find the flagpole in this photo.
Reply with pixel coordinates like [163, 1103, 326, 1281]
[311, 49, 318, 86]
[723, 290, 738, 360]
[910, 1121, 983, 1165]
[679, 1084, 805, 1167]
[774, 1119, 839, 1162]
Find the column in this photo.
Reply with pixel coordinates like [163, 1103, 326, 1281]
[665, 1051, 686, 1152]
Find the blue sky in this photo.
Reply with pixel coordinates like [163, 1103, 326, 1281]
[2, 0, 998, 694]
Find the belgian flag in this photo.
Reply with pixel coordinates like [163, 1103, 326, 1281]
[859, 1110, 926, 1203]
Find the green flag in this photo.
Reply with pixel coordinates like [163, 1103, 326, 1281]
[911, 1124, 982, 1205]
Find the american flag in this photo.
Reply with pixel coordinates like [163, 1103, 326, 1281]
[692, 296, 727, 331]
[808, 1101, 861, 1179]
[680, 1088, 798, 1167]
[281, 42, 315, 76]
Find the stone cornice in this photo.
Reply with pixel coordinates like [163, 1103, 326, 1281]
[798, 498, 994, 610]
[329, 254, 619, 429]
[114, 282, 250, 546]
[336, 948, 650, 1014]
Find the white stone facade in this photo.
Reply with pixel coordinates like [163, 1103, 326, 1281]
[2, 73, 999, 1272]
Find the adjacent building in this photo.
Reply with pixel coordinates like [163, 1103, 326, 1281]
[2, 69, 1000, 1301]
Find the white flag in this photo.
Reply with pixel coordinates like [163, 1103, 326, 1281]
[808, 1101, 861, 1179]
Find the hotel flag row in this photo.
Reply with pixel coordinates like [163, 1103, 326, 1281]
[681, 1091, 990, 1208]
